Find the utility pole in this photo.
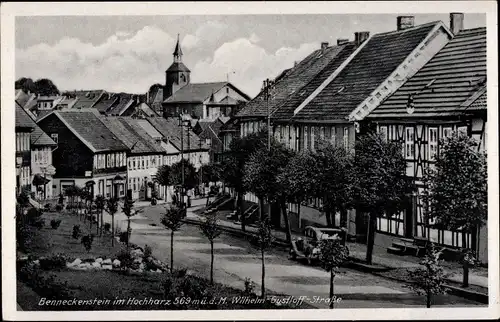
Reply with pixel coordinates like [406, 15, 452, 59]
[262, 78, 274, 222]
[178, 113, 185, 209]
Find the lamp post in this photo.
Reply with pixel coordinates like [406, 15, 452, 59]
[261, 78, 275, 222]
[178, 114, 185, 209]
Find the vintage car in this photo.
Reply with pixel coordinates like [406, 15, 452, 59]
[289, 226, 347, 264]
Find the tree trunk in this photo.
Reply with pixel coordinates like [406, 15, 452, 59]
[238, 191, 245, 232]
[280, 200, 292, 244]
[261, 248, 266, 299]
[325, 210, 332, 228]
[111, 214, 115, 247]
[259, 198, 265, 221]
[365, 212, 377, 265]
[340, 208, 347, 229]
[426, 291, 431, 308]
[206, 193, 210, 208]
[471, 225, 478, 258]
[170, 231, 174, 274]
[462, 232, 469, 287]
[210, 240, 214, 285]
[297, 203, 301, 229]
[126, 218, 131, 250]
[329, 270, 335, 309]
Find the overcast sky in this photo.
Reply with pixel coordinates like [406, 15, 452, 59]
[15, 14, 486, 97]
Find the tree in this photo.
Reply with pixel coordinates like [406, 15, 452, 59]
[407, 243, 448, 308]
[169, 159, 198, 203]
[278, 150, 317, 231]
[95, 195, 106, 236]
[106, 198, 119, 246]
[244, 141, 293, 240]
[199, 211, 222, 284]
[85, 192, 94, 231]
[421, 132, 487, 287]
[15, 77, 60, 96]
[220, 130, 267, 231]
[353, 132, 409, 265]
[256, 217, 276, 299]
[161, 205, 186, 273]
[319, 239, 350, 309]
[199, 163, 222, 207]
[154, 165, 171, 201]
[315, 143, 355, 228]
[122, 198, 139, 250]
[16, 190, 30, 220]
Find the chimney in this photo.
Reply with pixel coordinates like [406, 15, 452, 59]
[321, 42, 329, 51]
[397, 16, 415, 31]
[337, 38, 349, 45]
[450, 12, 464, 35]
[354, 32, 370, 46]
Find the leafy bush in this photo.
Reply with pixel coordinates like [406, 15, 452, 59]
[116, 250, 133, 268]
[18, 263, 72, 300]
[39, 254, 67, 270]
[32, 218, 45, 229]
[144, 244, 153, 259]
[72, 225, 81, 239]
[119, 228, 132, 244]
[44, 204, 51, 211]
[26, 208, 43, 223]
[81, 234, 94, 252]
[244, 277, 256, 297]
[50, 219, 62, 229]
[104, 223, 111, 232]
[55, 204, 63, 212]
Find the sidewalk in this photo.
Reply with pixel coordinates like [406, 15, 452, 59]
[184, 204, 488, 290]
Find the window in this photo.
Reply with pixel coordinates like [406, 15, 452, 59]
[106, 154, 111, 168]
[141, 156, 145, 169]
[405, 127, 415, 159]
[379, 126, 388, 142]
[146, 156, 149, 169]
[330, 126, 336, 145]
[50, 134, 58, 144]
[443, 127, 452, 139]
[304, 126, 309, 150]
[457, 126, 467, 136]
[128, 158, 132, 168]
[290, 126, 295, 149]
[429, 127, 438, 161]
[151, 156, 157, 167]
[320, 127, 325, 141]
[206, 139, 211, 146]
[275, 125, 281, 142]
[133, 178, 137, 192]
[343, 127, 349, 150]
[311, 127, 316, 151]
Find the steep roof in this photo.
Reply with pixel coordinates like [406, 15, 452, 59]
[166, 62, 191, 73]
[71, 90, 106, 109]
[163, 82, 227, 103]
[92, 93, 118, 113]
[238, 44, 355, 118]
[31, 124, 57, 147]
[119, 117, 165, 149]
[369, 27, 487, 118]
[107, 93, 135, 115]
[147, 117, 208, 151]
[98, 116, 163, 154]
[284, 22, 439, 121]
[15, 101, 36, 129]
[49, 110, 128, 152]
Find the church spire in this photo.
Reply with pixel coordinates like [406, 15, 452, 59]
[173, 33, 183, 62]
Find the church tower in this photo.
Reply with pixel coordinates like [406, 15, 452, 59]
[164, 34, 191, 101]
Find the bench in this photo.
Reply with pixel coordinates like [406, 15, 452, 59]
[391, 237, 430, 256]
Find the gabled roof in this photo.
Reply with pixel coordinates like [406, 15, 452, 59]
[284, 21, 440, 121]
[119, 117, 165, 149]
[98, 116, 164, 154]
[15, 101, 36, 130]
[147, 117, 208, 151]
[107, 93, 135, 115]
[92, 93, 119, 113]
[71, 90, 106, 109]
[369, 27, 487, 118]
[31, 124, 57, 147]
[54, 97, 78, 109]
[163, 82, 227, 104]
[238, 43, 355, 118]
[44, 110, 128, 152]
[135, 119, 164, 139]
[463, 87, 487, 111]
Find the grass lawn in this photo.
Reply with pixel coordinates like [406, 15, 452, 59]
[23, 210, 125, 260]
[18, 209, 311, 310]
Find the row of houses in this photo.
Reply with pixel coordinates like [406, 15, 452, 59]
[232, 13, 488, 262]
[15, 105, 210, 203]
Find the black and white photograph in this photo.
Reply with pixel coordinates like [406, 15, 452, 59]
[1, 1, 498, 320]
